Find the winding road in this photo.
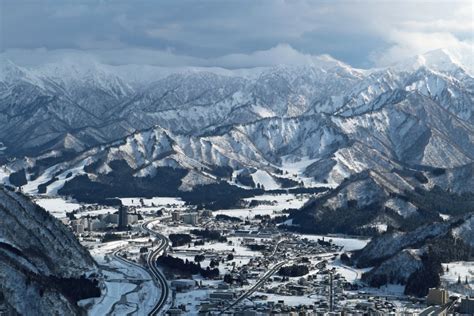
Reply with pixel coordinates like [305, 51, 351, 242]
[142, 220, 171, 315]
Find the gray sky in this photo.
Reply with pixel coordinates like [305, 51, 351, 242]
[1, 0, 472, 68]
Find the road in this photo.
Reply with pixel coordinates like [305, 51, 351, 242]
[142, 220, 171, 316]
[220, 260, 287, 314]
[220, 238, 287, 313]
[419, 298, 458, 316]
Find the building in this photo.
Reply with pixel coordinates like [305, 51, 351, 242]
[167, 308, 183, 315]
[101, 213, 118, 224]
[172, 211, 181, 222]
[74, 223, 84, 234]
[182, 212, 198, 225]
[209, 291, 235, 300]
[118, 206, 128, 228]
[171, 279, 195, 291]
[459, 296, 474, 314]
[88, 219, 104, 231]
[128, 214, 139, 225]
[426, 288, 449, 306]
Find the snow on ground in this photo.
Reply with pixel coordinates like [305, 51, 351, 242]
[34, 196, 118, 219]
[251, 170, 280, 190]
[281, 156, 318, 174]
[252, 105, 276, 118]
[280, 155, 332, 187]
[214, 193, 309, 219]
[173, 236, 256, 275]
[244, 193, 309, 208]
[439, 213, 451, 221]
[120, 196, 185, 207]
[151, 221, 200, 236]
[87, 280, 137, 316]
[21, 158, 89, 195]
[253, 292, 317, 306]
[297, 234, 370, 252]
[46, 161, 90, 195]
[360, 284, 406, 296]
[87, 240, 129, 263]
[34, 197, 83, 218]
[174, 289, 211, 314]
[84, 240, 159, 315]
[213, 207, 277, 219]
[178, 236, 259, 258]
[21, 165, 61, 194]
[385, 198, 418, 218]
[75, 208, 118, 218]
[0, 166, 9, 183]
[441, 261, 474, 295]
[328, 257, 372, 283]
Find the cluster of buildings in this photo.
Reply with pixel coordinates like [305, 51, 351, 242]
[422, 288, 474, 315]
[232, 228, 280, 239]
[172, 210, 200, 225]
[70, 206, 139, 233]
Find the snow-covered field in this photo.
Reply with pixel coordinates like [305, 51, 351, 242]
[280, 155, 336, 188]
[297, 234, 370, 252]
[174, 289, 212, 314]
[441, 261, 474, 295]
[172, 236, 257, 276]
[120, 196, 185, 207]
[253, 292, 317, 306]
[213, 193, 310, 219]
[76, 208, 118, 218]
[34, 197, 83, 218]
[34, 196, 118, 219]
[83, 240, 160, 315]
[327, 257, 372, 283]
[251, 170, 280, 190]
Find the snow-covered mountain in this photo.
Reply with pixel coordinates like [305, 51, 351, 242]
[1, 48, 473, 207]
[1, 48, 471, 159]
[352, 213, 473, 295]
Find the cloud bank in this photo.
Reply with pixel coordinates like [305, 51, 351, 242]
[1, 0, 472, 69]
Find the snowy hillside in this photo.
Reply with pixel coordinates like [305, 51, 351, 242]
[0, 48, 473, 215]
[0, 186, 98, 314]
[1, 48, 472, 159]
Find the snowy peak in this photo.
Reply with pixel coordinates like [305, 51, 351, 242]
[392, 48, 472, 76]
[1, 48, 473, 197]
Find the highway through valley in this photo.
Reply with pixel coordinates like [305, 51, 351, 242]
[142, 220, 171, 316]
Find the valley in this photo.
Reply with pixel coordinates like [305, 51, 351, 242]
[1, 47, 473, 315]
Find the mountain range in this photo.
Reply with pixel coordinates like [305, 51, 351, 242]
[1, 48, 473, 298]
[1, 48, 473, 221]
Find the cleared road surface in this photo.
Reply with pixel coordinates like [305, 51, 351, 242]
[142, 220, 171, 315]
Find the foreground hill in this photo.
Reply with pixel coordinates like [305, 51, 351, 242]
[0, 186, 99, 314]
[353, 214, 473, 297]
[288, 163, 474, 235]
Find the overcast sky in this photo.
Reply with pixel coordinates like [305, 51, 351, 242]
[1, 0, 472, 69]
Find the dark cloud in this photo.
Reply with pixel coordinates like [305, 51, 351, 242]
[1, 0, 472, 68]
